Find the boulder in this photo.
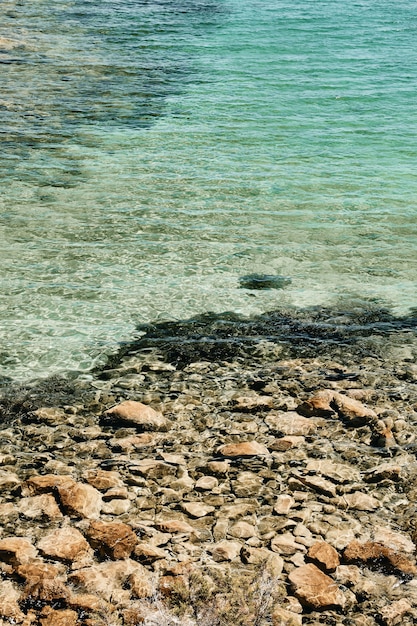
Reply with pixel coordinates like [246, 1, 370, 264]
[56, 482, 102, 519]
[0, 537, 37, 567]
[85, 521, 138, 559]
[289, 563, 347, 609]
[37, 527, 92, 565]
[307, 542, 340, 572]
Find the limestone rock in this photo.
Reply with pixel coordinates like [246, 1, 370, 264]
[0, 537, 37, 567]
[274, 495, 295, 515]
[104, 401, 170, 431]
[270, 436, 305, 451]
[211, 540, 241, 562]
[37, 527, 92, 564]
[338, 492, 380, 511]
[128, 569, 153, 598]
[271, 533, 305, 556]
[228, 521, 256, 539]
[195, 476, 218, 491]
[85, 521, 137, 559]
[18, 494, 62, 520]
[343, 541, 417, 576]
[83, 469, 124, 491]
[378, 599, 412, 626]
[57, 482, 102, 519]
[272, 607, 302, 626]
[307, 541, 340, 572]
[38, 607, 78, 626]
[22, 474, 74, 496]
[0, 580, 25, 622]
[101, 498, 131, 515]
[265, 412, 317, 436]
[217, 441, 269, 457]
[305, 459, 359, 483]
[289, 563, 347, 609]
[232, 471, 263, 497]
[181, 502, 215, 518]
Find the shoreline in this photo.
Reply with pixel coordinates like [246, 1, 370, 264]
[1, 307, 417, 624]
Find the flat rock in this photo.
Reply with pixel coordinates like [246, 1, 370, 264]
[211, 540, 241, 562]
[306, 459, 360, 483]
[274, 494, 295, 515]
[57, 482, 102, 519]
[195, 476, 218, 491]
[0, 470, 20, 489]
[104, 401, 170, 431]
[217, 441, 269, 457]
[18, 494, 62, 520]
[337, 492, 380, 511]
[289, 563, 347, 609]
[307, 541, 340, 572]
[181, 502, 215, 518]
[297, 390, 336, 418]
[37, 527, 92, 564]
[83, 469, 124, 491]
[232, 395, 274, 411]
[22, 474, 75, 497]
[155, 519, 196, 534]
[271, 533, 305, 556]
[85, 521, 137, 559]
[265, 412, 317, 436]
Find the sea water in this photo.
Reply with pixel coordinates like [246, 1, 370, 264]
[1, 0, 416, 381]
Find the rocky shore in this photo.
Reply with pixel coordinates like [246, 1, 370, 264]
[1, 307, 417, 625]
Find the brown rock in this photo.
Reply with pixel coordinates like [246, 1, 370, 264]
[37, 527, 92, 564]
[211, 540, 241, 562]
[217, 441, 269, 457]
[270, 436, 305, 451]
[57, 482, 102, 519]
[155, 520, 196, 534]
[23, 578, 70, 603]
[68, 593, 109, 613]
[195, 476, 219, 491]
[85, 521, 137, 559]
[288, 563, 347, 609]
[307, 541, 340, 572]
[104, 401, 170, 431]
[232, 395, 274, 411]
[272, 607, 302, 626]
[18, 494, 62, 520]
[181, 502, 215, 518]
[297, 390, 336, 418]
[232, 471, 263, 497]
[271, 533, 305, 556]
[0, 537, 37, 567]
[134, 543, 167, 563]
[0, 580, 25, 622]
[265, 412, 317, 436]
[274, 495, 295, 515]
[39, 607, 78, 626]
[332, 392, 377, 426]
[343, 541, 417, 576]
[110, 433, 155, 452]
[378, 599, 412, 626]
[83, 469, 124, 491]
[228, 521, 256, 539]
[337, 492, 380, 511]
[0, 470, 20, 489]
[22, 474, 74, 496]
[128, 570, 153, 598]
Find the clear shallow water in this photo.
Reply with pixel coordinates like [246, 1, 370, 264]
[1, 0, 417, 381]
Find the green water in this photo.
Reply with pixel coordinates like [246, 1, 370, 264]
[1, 0, 416, 381]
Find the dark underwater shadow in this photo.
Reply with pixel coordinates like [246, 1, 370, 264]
[102, 302, 417, 370]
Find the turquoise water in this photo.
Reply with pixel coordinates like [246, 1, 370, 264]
[1, 0, 417, 381]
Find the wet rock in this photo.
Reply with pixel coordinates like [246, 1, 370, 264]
[195, 475, 218, 491]
[217, 441, 269, 457]
[103, 401, 170, 431]
[337, 492, 380, 511]
[18, 494, 62, 520]
[288, 563, 348, 609]
[232, 395, 274, 411]
[181, 502, 215, 518]
[0, 470, 20, 490]
[232, 471, 263, 497]
[265, 412, 318, 436]
[83, 469, 124, 491]
[274, 495, 295, 515]
[22, 474, 75, 497]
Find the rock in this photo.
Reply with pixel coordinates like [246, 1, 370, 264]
[104, 401, 170, 431]
[274, 495, 295, 515]
[83, 469, 124, 491]
[155, 519, 196, 534]
[373, 527, 415, 554]
[343, 541, 417, 576]
[0, 537, 37, 567]
[378, 599, 412, 626]
[271, 533, 305, 556]
[128, 569, 153, 598]
[110, 433, 156, 452]
[297, 390, 336, 418]
[232, 471, 263, 497]
[228, 521, 256, 539]
[134, 543, 167, 563]
[22, 474, 74, 496]
[18, 494, 62, 520]
[101, 499, 131, 515]
[211, 540, 241, 562]
[0, 580, 25, 622]
[195, 476, 218, 491]
[288, 563, 347, 610]
[68, 559, 149, 602]
[332, 392, 377, 426]
[0, 470, 20, 490]
[37, 527, 92, 565]
[57, 482, 102, 519]
[181, 502, 215, 518]
[307, 542, 340, 572]
[85, 521, 137, 559]
[270, 436, 305, 451]
[272, 607, 303, 626]
[296, 474, 337, 498]
[265, 412, 317, 436]
[305, 459, 359, 483]
[337, 492, 380, 511]
[364, 464, 402, 483]
[217, 441, 269, 457]
[38, 607, 78, 626]
[129, 459, 176, 479]
[232, 395, 274, 411]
